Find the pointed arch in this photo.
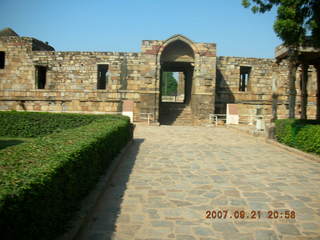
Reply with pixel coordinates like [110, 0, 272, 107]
[157, 34, 199, 63]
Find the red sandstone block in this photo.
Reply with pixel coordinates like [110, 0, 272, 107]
[152, 45, 161, 51]
[144, 50, 157, 55]
[203, 52, 215, 57]
[123, 100, 134, 112]
[34, 105, 41, 111]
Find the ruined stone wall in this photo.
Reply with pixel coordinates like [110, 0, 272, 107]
[31, 51, 140, 92]
[2, 33, 317, 124]
[0, 36, 145, 118]
[216, 56, 318, 120]
[0, 37, 41, 91]
[192, 42, 216, 120]
[139, 40, 161, 120]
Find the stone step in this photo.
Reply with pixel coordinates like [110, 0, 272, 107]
[159, 103, 194, 126]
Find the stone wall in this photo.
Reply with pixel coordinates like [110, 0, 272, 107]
[140, 36, 217, 121]
[1, 33, 318, 124]
[0, 37, 43, 91]
[0, 36, 144, 120]
[216, 56, 318, 121]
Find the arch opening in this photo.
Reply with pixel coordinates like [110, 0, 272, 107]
[159, 39, 195, 125]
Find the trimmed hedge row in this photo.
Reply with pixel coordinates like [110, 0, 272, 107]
[275, 119, 320, 155]
[0, 112, 133, 240]
[0, 111, 121, 137]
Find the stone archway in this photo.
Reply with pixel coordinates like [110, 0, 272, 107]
[157, 36, 196, 125]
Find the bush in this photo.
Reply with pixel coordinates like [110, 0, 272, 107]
[0, 112, 133, 240]
[275, 119, 320, 155]
[0, 111, 122, 137]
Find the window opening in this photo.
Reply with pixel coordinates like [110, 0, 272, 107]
[97, 64, 108, 89]
[0, 52, 5, 69]
[35, 66, 47, 89]
[239, 66, 251, 92]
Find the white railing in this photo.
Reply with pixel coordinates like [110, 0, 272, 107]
[161, 95, 185, 103]
[140, 112, 154, 125]
[209, 114, 227, 126]
[209, 113, 266, 130]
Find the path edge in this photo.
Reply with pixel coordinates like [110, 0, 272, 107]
[56, 139, 133, 240]
[265, 138, 320, 163]
[227, 125, 320, 163]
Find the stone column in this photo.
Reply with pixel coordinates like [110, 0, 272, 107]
[271, 93, 278, 121]
[271, 70, 279, 122]
[316, 65, 320, 120]
[177, 72, 185, 98]
[288, 60, 298, 119]
[300, 64, 309, 119]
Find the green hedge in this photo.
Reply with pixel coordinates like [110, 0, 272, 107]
[0, 111, 122, 137]
[275, 119, 320, 155]
[0, 112, 133, 240]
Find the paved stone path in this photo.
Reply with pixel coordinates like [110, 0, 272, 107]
[76, 126, 320, 240]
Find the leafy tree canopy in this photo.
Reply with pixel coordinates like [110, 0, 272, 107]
[242, 0, 320, 47]
[162, 72, 178, 96]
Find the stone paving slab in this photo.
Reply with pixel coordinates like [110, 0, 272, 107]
[75, 126, 320, 240]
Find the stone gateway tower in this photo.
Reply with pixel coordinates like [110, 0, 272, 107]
[140, 34, 216, 125]
[1, 28, 319, 124]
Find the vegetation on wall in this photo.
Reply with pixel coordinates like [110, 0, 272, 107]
[275, 119, 320, 155]
[0, 111, 133, 240]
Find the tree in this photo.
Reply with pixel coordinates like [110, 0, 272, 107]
[162, 72, 178, 96]
[242, 0, 320, 47]
[242, 0, 320, 119]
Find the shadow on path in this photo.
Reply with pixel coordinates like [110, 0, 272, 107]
[75, 138, 144, 240]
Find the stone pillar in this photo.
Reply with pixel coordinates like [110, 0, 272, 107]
[288, 60, 298, 119]
[177, 72, 185, 97]
[300, 64, 309, 119]
[271, 69, 279, 122]
[271, 93, 278, 122]
[316, 65, 320, 120]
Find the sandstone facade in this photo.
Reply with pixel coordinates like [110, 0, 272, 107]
[0, 31, 319, 124]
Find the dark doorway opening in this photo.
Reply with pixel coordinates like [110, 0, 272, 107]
[159, 62, 194, 125]
[158, 39, 195, 125]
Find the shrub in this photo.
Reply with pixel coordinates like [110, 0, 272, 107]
[0, 112, 133, 240]
[0, 111, 122, 137]
[275, 119, 320, 155]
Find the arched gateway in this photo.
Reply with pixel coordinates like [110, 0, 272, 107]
[139, 34, 216, 125]
[159, 36, 195, 124]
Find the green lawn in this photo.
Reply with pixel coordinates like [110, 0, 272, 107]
[0, 137, 33, 150]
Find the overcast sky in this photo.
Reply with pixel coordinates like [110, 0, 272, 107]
[0, 0, 282, 58]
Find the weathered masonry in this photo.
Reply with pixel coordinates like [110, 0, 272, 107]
[0, 28, 319, 125]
